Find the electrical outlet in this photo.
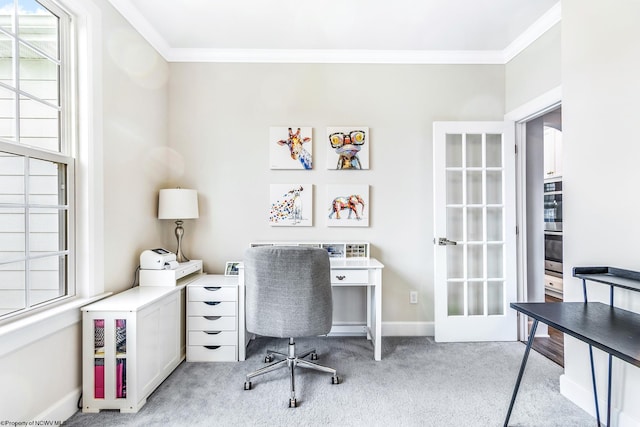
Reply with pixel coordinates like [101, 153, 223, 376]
[410, 291, 418, 304]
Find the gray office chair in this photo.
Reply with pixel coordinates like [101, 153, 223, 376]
[242, 246, 340, 408]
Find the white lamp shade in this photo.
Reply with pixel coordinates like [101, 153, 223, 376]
[158, 189, 199, 219]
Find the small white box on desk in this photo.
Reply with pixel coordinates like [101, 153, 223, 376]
[139, 260, 203, 286]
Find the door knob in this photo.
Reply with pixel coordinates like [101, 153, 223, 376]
[436, 237, 457, 246]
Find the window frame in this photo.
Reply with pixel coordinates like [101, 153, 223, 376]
[0, 0, 76, 322]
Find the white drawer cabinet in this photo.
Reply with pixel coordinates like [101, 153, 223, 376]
[187, 275, 239, 362]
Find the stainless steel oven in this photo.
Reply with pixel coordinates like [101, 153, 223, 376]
[544, 231, 563, 276]
[544, 179, 562, 232]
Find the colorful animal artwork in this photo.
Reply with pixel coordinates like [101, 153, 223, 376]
[328, 195, 365, 220]
[269, 184, 312, 226]
[326, 127, 369, 170]
[270, 127, 313, 170]
[326, 185, 369, 227]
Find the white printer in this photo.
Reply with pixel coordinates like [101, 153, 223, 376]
[140, 248, 179, 270]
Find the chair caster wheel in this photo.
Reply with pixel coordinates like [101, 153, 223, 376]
[244, 381, 252, 390]
[289, 398, 297, 408]
[311, 353, 318, 361]
[264, 355, 273, 363]
[331, 375, 340, 385]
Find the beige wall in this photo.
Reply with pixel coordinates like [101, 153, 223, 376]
[505, 22, 561, 112]
[560, 0, 640, 423]
[167, 63, 505, 325]
[0, 0, 169, 421]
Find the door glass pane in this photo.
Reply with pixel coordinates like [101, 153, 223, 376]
[487, 244, 503, 279]
[468, 244, 483, 279]
[487, 281, 504, 315]
[486, 134, 502, 167]
[466, 171, 482, 204]
[486, 207, 503, 241]
[467, 207, 483, 242]
[446, 133, 462, 167]
[486, 170, 502, 204]
[447, 282, 464, 316]
[466, 134, 482, 167]
[447, 245, 463, 279]
[446, 170, 462, 204]
[446, 207, 463, 242]
[468, 281, 484, 315]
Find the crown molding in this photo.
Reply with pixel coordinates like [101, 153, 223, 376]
[109, 0, 561, 65]
[163, 48, 505, 64]
[502, 2, 561, 63]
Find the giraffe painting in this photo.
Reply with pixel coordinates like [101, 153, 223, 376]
[269, 127, 313, 170]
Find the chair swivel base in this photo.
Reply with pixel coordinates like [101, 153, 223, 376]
[243, 338, 340, 408]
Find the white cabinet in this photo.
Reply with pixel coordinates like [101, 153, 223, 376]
[543, 126, 563, 179]
[81, 286, 184, 413]
[187, 275, 239, 362]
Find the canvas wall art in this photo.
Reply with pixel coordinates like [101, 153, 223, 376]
[326, 184, 369, 227]
[326, 127, 369, 170]
[269, 184, 313, 226]
[270, 127, 313, 170]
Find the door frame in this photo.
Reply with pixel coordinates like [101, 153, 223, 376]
[505, 86, 562, 341]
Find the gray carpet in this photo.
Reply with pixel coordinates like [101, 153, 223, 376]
[64, 336, 594, 426]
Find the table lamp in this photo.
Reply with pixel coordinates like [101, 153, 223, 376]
[158, 188, 199, 263]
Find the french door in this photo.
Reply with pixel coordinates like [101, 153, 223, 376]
[433, 122, 517, 342]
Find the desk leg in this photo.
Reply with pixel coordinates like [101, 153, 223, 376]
[366, 285, 372, 341]
[606, 353, 612, 427]
[504, 319, 538, 427]
[588, 345, 601, 426]
[374, 268, 382, 361]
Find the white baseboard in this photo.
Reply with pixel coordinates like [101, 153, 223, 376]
[382, 321, 433, 336]
[560, 374, 640, 427]
[34, 387, 81, 423]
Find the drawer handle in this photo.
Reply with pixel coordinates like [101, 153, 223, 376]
[204, 345, 221, 350]
[335, 275, 346, 280]
[204, 331, 221, 335]
[204, 286, 221, 291]
[204, 301, 221, 306]
[204, 316, 222, 321]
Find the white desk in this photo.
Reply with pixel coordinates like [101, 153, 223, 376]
[238, 257, 384, 361]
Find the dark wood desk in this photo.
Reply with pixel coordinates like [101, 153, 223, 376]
[504, 267, 640, 427]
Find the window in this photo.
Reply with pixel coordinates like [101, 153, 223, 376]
[0, 0, 74, 319]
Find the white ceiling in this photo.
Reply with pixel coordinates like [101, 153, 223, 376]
[108, 0, 560, 64]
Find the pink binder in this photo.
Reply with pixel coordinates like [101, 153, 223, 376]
[95, 364, 104, 399]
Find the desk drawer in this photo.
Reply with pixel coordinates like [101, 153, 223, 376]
[187, 301, 236, 316]
[331, 269, 368, 284]
[188, 315, 236, 331]
[187, 345, 237, 362]
[545, 275, 563, 292]
[189, 286, 237, 302]
[188, 330, 237, 346]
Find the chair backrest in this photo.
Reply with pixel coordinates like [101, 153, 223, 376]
[244, 246, 333, 338]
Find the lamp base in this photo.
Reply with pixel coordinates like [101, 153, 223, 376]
[174, 219, 190, 263]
